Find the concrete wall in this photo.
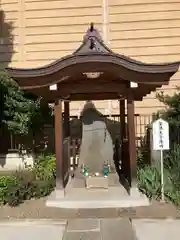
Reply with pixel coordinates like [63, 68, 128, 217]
[0, 153, 33, 171]
[1, 0, 180, 115]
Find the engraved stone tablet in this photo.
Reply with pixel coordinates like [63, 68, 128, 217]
[79, 101, 114, 174]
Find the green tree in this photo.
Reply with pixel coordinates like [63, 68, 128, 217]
[156, 88, 180, 126]
[0, 71, 51, 137]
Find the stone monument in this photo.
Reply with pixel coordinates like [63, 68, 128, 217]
[78, 101, 115, 188]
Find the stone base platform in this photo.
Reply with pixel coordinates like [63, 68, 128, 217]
[46, 173, 149, 209]
[85, 175, 109, 189]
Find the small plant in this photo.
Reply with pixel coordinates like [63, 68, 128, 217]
[33, 180, 55, 198]
[32, 154, 56, 181]
[137, 88, 180, 206]
[0, 154, 56, 206]
[137, 165, 161, 199]
[163, 144, 180, 172]
[137, 147, 150, 169]
[137, 144, 180, 206]
[0, 175, 18, 204]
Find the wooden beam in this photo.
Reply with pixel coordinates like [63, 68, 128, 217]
[127, 93, 137, 187]
[58, 82, 127, 94]
[28, 82, 157, 101]
[119, 99, 126, 177]
[120, 99, 126, 140]
[69, 93, 122, 101]
[54, 100, 64, 189]
[64, 101, 70, 138]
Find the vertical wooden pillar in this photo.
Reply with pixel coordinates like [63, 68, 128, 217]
[120, 99, 126, 142]
[119, 99, 126, 176]
[64, 101, 70, 138]
[54, 100, 64, 189]
[127, 93, 137, 187]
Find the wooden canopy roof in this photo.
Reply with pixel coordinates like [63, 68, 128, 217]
[7, 23, 180, 101]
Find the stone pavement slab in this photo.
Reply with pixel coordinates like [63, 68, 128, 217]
[67, 219, 100, 232]
[132, 219, 180, 240]
[64, 219, 101, 240]
[101, 218, 136, 240]
[63, 218, 136, 240]
[0, 221, 66, 240]
[63, 231, 101, 240]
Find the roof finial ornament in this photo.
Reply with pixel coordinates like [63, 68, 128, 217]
[90, 22, 94, 32]
[82, 22, 105, 47]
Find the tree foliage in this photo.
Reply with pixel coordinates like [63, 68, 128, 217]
[0, 71, 51, 136]
[156, 88, 180, 126]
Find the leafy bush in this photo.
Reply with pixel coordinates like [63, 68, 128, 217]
[0, 154, 56, 206]
[32, 154, 56, 181]
[137, 165, 161, 199]
[0, 175, 18, 204]
[163, 144, 180, 205]
[164, 144, 180, 172]
[138, 144, 180, 206]
[137, 148, 150, 169]
[33, 180, 55, 199]
[4, 179, 34, 206]
[137, 88, 180, 206]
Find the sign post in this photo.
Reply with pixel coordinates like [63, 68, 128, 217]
[152, 118, 169, 202]
[160, 148, 164, 201]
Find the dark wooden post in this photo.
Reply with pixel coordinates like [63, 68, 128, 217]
[64, 101, 70, 138]
[127, 93, 137, 187]
[119, 99, 126, 176]
[72, 139, 76, 170]
[54, 100, 64, 189]
[120, 99, 126, 142]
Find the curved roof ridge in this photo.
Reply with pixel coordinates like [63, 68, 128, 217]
[7, 52, 180, 77]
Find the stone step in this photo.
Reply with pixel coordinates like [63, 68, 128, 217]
[63, 218, 136, 240]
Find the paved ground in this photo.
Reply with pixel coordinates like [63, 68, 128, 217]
[64, 218, 180, 240]
[64, 218, 135, 240]
[0, 197, 180, 239]
[0, 221, 66, 240]
[0, 197, 179, 220]
[133, 219, 180, 240]
[1, 218, 180, 240]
